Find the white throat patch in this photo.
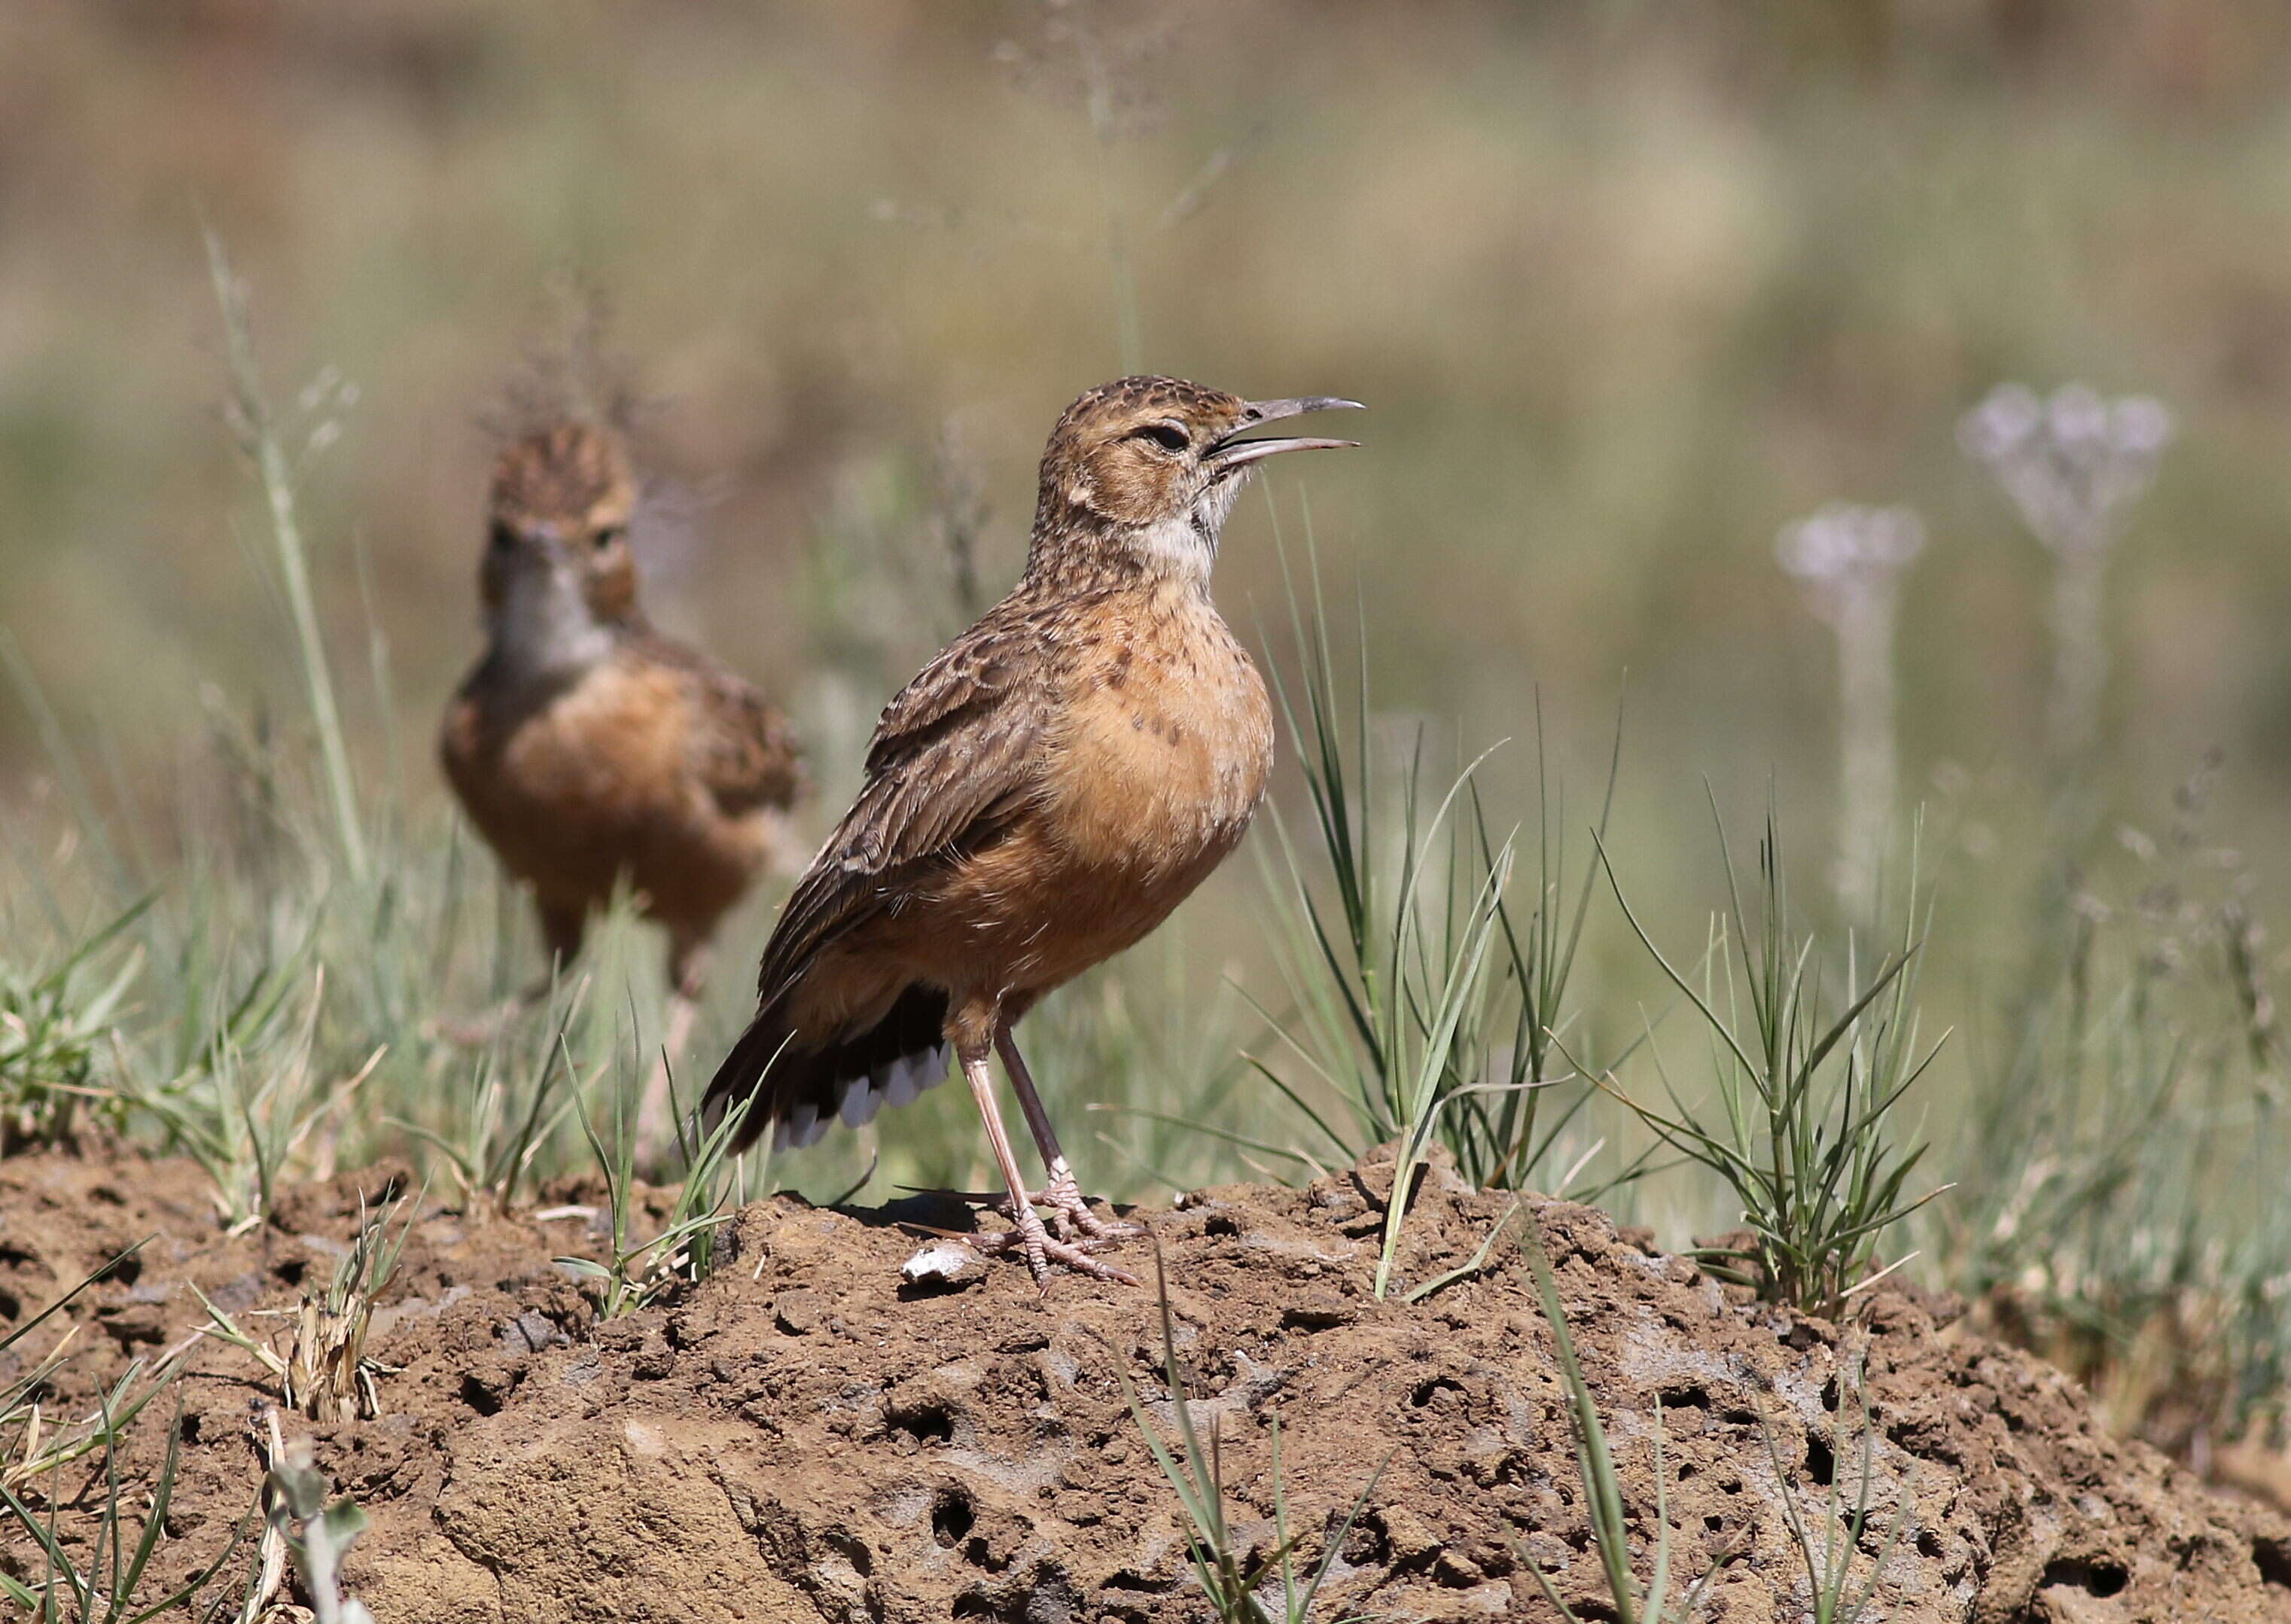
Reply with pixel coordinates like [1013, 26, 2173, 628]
[488, 560, 617, 685]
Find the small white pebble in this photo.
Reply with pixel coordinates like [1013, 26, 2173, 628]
[901, 1240, 987, 1287]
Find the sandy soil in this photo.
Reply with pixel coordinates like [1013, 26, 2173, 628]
[3, 1144, 2288, 1622]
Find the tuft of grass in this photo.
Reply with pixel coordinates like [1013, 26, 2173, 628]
[2, 1246, 145, 1476]
[1752, 1351, 1915, 1624]
[1, 1260, 253, 1619]
[391, 980, 591, 1214]
[1515, 1212, 1723, 1623]
[1933, 772, 2291, 1456]
[6, 1354, 195, 1495]
[1115, 1245, 1387, 1624]
[1586, 811, 1946, 1319]
[0, 1404, 254, 1624]
[0, 900, 148, 1152]
[1248, 532, 1619, 1293]
[193, 1187, 416, 1422]
[555, 1062, 754, 1318]
[123, 966, 384, 1237]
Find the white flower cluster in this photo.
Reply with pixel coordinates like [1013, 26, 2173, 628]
[1776, 501, 1926, 583]
[1956, 382, 2173, 558]
[1775, 502, 1925, 622]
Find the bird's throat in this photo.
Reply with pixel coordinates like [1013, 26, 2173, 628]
[485, 563, 620, 688]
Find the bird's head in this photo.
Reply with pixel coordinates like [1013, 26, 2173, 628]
[1028, 376, 1360, 585]
[479, 421, 641, 673]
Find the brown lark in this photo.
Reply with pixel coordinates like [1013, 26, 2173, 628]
[440, 420, 803, 1150]
[702, 376, 1358, 1282]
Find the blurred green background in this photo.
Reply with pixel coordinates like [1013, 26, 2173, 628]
[7, 2, 2291, 1188]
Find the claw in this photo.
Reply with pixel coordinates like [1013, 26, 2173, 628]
[918, 1182, 1143, 1246]
[972, 1212, 1141, 1287]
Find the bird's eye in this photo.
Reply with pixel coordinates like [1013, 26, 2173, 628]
[591, 524, 626, 552]
[1132, 422, 1190, 453]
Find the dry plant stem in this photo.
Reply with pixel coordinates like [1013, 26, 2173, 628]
[2047, 547, 2107, 766]
[241, 1407, 290, 1624]
[1832, 578, 1899, 928]
[202, 229, 367, 885]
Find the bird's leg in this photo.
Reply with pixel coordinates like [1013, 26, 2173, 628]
[635, 935, 707, 1168]
[958, 1034, 1135, 1287]
[995, 1027, 1136, 1244]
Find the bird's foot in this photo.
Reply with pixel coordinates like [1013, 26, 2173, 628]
[972, 1205, 1140, 1287]
[1031, 1161, 1143, 1245]
[922, 1172, 1141, 1245]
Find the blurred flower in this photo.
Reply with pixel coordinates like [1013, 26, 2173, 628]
[1957, 380, 2172, 557]
[1776, 501, 1925, 618]
[1960, 381, 2174, 762]
[1778, 503, 1924, 927]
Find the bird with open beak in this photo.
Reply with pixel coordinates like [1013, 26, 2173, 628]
[704, 376, 1359, 1283]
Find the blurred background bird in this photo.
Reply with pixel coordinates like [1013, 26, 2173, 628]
[440, 417, 804, 1159]
[704, 376, 1357, 1282]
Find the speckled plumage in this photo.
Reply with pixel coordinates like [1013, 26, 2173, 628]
[704, 376, 1358, 1281]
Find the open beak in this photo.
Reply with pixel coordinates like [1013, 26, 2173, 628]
[1207, 396, 1364, 471]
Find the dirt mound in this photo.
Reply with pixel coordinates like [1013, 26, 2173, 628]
[5, 1146, 2289, 1622]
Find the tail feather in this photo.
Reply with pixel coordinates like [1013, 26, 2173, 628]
[704, 983, 952, 1153]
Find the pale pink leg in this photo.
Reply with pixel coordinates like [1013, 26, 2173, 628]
[961, 1037, 1135, 1286]
[995, 1027, 1138, 1243]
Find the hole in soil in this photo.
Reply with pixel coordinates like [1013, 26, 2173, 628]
[273, 1257, 306, 1288]
[932, 1490, 974, 1548]
[1342, 1514, 1389, 1566]
[1102, 1568, 1177, 1596]
[1659, 1385, 1711, 1411]
[952, 1594, 995, 1619]
[0, 1242, 35, 1267]
[1410, 1378, 1466, 1409]
[178, 1410, 203, 1444]
[1805, 1432, 1836, 1487]
[96, 1251, 141, 1287]
[888, 1399, 955, 1446]
[1820, 1374, 1841, 1412]
[962, 1534, 1007, 1573]
[1675, 1463, 1696, 1481]
[827, 1533, 872, 1577]
[1204, 1213, 1241, 1238]
[1918, 1528, 1944, 1560]
[1719, 1407, 1759, 1428]
[2040, 1558, 2128, 1598]
[0, 1287, 18, 1320]
[1704, 1515, 1723, 1533]
[459, 1373, 502, 1416]
[2256, 1536, 2291, 1589]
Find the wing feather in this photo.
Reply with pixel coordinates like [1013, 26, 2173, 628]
[748, 596, 1062, 1007]
[629, 630, 805, 814]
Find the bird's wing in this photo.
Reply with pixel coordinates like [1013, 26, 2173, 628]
[751, 595, 1059, 1007]
[633, 632, 805, 814]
